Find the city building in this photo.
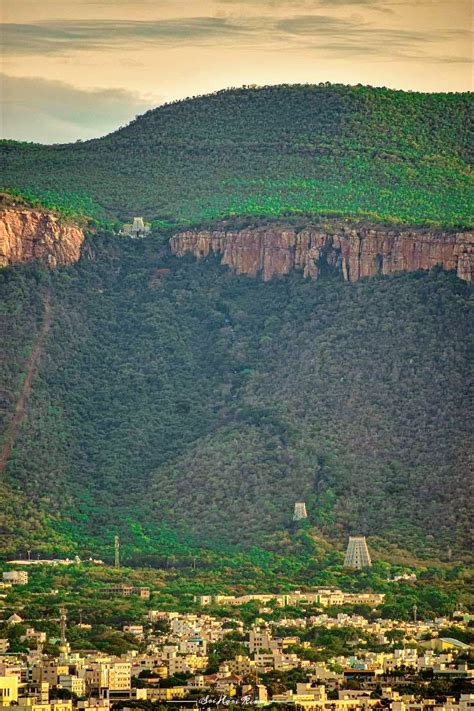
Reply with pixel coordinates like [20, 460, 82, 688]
[82, 661, 131, 697]
[122, 625, 144, 637]
[0, 676, 18, 706]
[58, 675, 85, 697]
[1, 572, 472, 711]
[101, 584, 150, 599]
[195, 588, 383, 608]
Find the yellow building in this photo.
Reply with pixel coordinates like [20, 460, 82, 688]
[145, 687, 187, 701]
[77, 700, 110, 711]
[0, 675, 18, 706]
[168, 655, 208, 675]
[26, 682, 50, 704]
[107, 663, 130, 691]
[227, 655, 256, 676]
[58, 675, 85, 697]
[426, 638, 470, 653]
[32, 664, 69, 688]
[3, 703, 72, 711]
[83, 662, 131, 693]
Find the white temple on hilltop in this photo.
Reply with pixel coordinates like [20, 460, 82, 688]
[120, 217, 151, 238]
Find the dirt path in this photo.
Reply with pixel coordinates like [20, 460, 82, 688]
[0, 291, 52, 475]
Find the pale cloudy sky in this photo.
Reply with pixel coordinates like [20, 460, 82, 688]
[1, 0, 473, 143]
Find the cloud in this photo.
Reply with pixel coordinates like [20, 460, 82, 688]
[275, 14, 472, 59]
[0, 74, 158, 143]
[1, 17, 259, 55]
[218, 0, 382, 5]
[1, 12, 471, 62]
[216, 0, 395, 13]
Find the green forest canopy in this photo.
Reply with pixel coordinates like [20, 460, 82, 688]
[1, 232, 472, 560]
[1, 83, 473, 227]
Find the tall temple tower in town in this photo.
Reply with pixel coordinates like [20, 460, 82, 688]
[344, 536, 372, 569]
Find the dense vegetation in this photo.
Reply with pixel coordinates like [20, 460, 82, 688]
[0, 557, 471, 648]
[1, 84, 473, 227]
[1, 231, 472, 561]
[1, 83, 472, 571]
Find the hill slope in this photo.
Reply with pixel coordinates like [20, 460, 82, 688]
[1, 84, 473, 227]
[1, 233, 472, 559]
[1, 84, 473, 563]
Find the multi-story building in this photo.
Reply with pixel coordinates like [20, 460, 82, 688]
[167, 653, 208, 676]
[226, 655, 256, 677]
[58, 674, 85, 697]
[32, 663, 69, 688]
[343, 593, 385, 607]
[10, 702, 73, 711]
[196, 588, 381, 609]
[21, 629, 47, 645]
[101, 585, 149, 600]
[0, 675, 18, 706]
[82, 661, 131, 696]
[178, 636, 207, 655]
[77, 700, 110, 711]
[144, 687, 187, 701]
[249, 629, 273, 654]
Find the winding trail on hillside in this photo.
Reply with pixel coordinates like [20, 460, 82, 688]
[0, 291, 52, 475]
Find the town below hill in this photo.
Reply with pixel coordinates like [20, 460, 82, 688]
[0, 560, 472, 711]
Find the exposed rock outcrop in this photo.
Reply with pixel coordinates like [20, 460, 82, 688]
[0, 209, 84, 268]
[170, 225, 474, 282]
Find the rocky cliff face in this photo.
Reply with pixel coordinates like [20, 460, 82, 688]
[170, 225, 474, 283]
[0, 209, 84, 268]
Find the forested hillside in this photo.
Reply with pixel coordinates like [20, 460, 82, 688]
[1, 84, 473, 227]
[1, 83, 472, 563]
[1, 232, 472, 560]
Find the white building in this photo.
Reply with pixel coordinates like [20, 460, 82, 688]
[3, 571, 28, 585]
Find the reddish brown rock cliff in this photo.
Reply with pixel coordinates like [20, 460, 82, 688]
[170, 225, 473, 282]
[0, 209, 84, 268]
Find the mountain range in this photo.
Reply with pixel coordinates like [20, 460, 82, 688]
[0, 84, 472, 564]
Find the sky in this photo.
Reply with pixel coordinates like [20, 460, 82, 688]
[1, 0, 473, 144]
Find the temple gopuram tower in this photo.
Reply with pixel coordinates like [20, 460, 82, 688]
[344, 536, 372, 569]
[293, 502, 308, 521]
